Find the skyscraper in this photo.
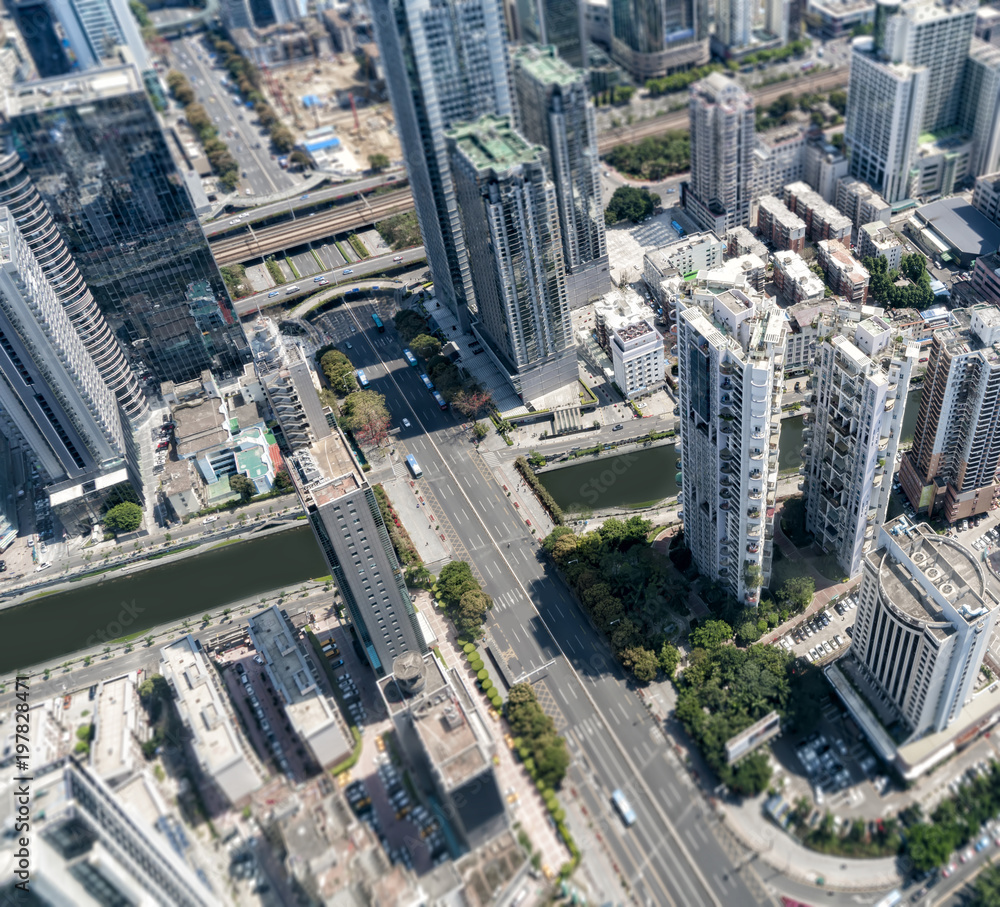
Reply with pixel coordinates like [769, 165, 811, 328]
[716, 0, 752, 51]
[960, 39, 1000, 179]
[514, 0, 586, 67]
[900, 305, 1000, 522]
[48, 0, 150, 71]
[684, 72, 755, 235]
[0, 206, 139, 524]
[6, 66, 249, 384]
[371, 0, 512, 328]
[448, 115, 576, 400]
[512, 45, 608, 306]
[609, 0, 708, 80]
[677, 283, 786, 606]
[0, 151, 146, 421]
[804, 320, 916, 578]
[850, 516, 996, 738]
[845, 0, 977, 202]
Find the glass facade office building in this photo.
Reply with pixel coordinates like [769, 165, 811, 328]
[6, 66, 249, 385]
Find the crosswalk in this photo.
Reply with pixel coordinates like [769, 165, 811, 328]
[490, 588, 524, 612]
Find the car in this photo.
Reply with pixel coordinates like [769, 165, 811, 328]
[268, 291, 279, 298]
[245, 685, 255, 697]
[961, 848, 973, 863]
[393, 256, 403, 262]
[919, 357, 929, 363]
[229, 218, 240, 225]
[402, 418, 411, 428]
[942, 863, 956, 877]
[254, 654, 264, 665]
[612, 424, 624, 431]
[260, 719, 270, 732]
[245, 188, 252, 196]
[314, 276, 326, 282]
[285, 285, 301, 295]
[317, 279, 329, 285]
[345, 341, 352, 349]
[342, 268, 354, 275]
[241, 674, 251, 686]
[204, 516, 218, 524]
[235, 663, 246, 675]
[301, 194, 310, 199]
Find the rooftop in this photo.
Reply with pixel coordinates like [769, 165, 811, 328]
[613, 320, 655, 342]
[6, 65, 143, 116]
[91, 675, 139, 785]
[758, 195, 807, 229]
[448, 116, 542, 173]
[288, 429, 363, 508]
[247, 606, 348, 761]
[873, 518, 989, 626]
[860, 221, 903, 246]
[914, 197, 1000, 259]
[512, 44, 579, 87]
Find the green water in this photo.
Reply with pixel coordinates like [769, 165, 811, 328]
[0, 526, 326, 673]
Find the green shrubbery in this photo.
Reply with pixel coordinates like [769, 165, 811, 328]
[505, 683, 569, 789]
[436, 561, 493, 637]
[515, 457, 564, 525]
[373, 484, 421, 567]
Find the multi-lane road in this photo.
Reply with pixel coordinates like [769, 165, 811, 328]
[313, 296, 771, 906]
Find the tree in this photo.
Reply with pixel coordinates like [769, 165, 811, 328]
[689, 619, 733, 650]
[828, 90, 847, 115]
[907, 823, 956, 872]
[393, 309, 431, 342]
[473, 421, 489, 440]
[620, 646, 659, 682]
[229, 474, 255, 503]
[437, 561, 479, 609]
[777, 576, 814, 613]
[368, 153, 390, 172]
[409, 333, 441, 360]
[453, 389, 492, 420]
[604, 186, 660, 225]
[534, 734, 570, 788]
[659, 642, 681, 677]
[270, 127, 295, 154]
[377, 212, 423, 251]
[320, 349, 357, 395]
[726, 752, 772, 795]
[274, 470, 292, 492]
[104, 502, 142, 534]
[340, 390, 392, 448]
[457, 589, 493, 634]
[971, 864, 1000, 907]
[551, 534, 578, 565]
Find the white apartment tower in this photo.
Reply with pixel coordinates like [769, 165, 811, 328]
[804, 322, 917, 578]
[512, 45, 609, 306]
[852, 517, 996, 737]
[610, 319, 664, 398]
[717, 0, 752, 49]
[685, 72, 755, 236]
[372, 0, 512, 328]
[448, 115, 576, 401]
[677, 286, 786, 606]
[959, 39, 1000, 179]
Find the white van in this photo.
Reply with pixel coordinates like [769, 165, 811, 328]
[285, 285, 300, 295]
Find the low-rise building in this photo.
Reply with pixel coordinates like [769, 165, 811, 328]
[609, 319, 664, 398]
[160, 635, 265, 805]
[910, 132, 973, 201]
[91, 673, 143, 789]
[783, 300, 835, 372]
[695, 253, 768, 293]
[726, 225, 768, 259]
[772, 250, 826, 304]
[247, 605, 352, 770]
[643, 232, 726, 292]
[905, 196, 1000, 268]
[756, 194, 806, 252]
[835, 176, 891, 230]
[808, 0, 876, 38]
[970, 251, 1000, 303]
[784, 180, 853, 243]
[858, 221, 904, 271]
[818, 239, 870, 304]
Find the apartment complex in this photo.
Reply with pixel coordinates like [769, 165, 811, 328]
[5, 67, 249, 384]
[772, 249, 825, 304]
[643, 231, 726, 298]
[970, 252, 1000, 303]
[756, 194, 806, 252]
[851, 517, 996, 737]
[371, 0, 512, 328]
[609, 319, 664, 398]
[858, 221, 904, 270]
[0, 206, 140, 527]
[804, 325, 916, 577]
[817, 239, 871, 304]
[900, 305, 1000, 521]
[835, 176, 891, 230]
[716, 0, 752, 50]
[973, 170, 1000, 225]
[514, 0, 586, 66]
[802, 134, 850, 202]
[512, 45, 608, 306]
[160, 634, 265, 804]
[784, 181, 853, 242]
[0, 151, 145, 421]
[677, 285, 786, 605]
[0, 757, 220, 906]
[448, 115, 575, 401]
[783, 300, 835, 373]
[685, 72, 755, 236]
[753, 124, 807, 197]
[726, 225, 769, 260]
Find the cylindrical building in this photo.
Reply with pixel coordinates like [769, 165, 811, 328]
[0, 151, 146, 421]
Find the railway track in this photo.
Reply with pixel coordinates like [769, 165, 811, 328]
[210, 67, 848, 265]
[208, 188, 414, 264]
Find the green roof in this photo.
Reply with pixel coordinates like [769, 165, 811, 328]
[235, 445, 268, 480]
[205, 475, 238, 504]
[448, 116, 541, 172]
[513, 45, 578, 87]
[229, 417, 240, 433]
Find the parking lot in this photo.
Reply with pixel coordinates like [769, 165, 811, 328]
[778, 598, 855, 666]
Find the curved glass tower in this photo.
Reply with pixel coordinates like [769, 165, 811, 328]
[0, 150, 146, 421]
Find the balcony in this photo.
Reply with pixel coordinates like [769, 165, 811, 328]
[747, 525, 762, 538]
[751, 428, 765, 439]
[720, 362, 734, 375]
[720, 423, 733, 433]
[719, 489, 731, 499]
[749, 469, 762, 480]
[747, 507, 761, 519]
[749, 489, 762, 500]
[750, 448, 764, 460]
[747, 542, 760, 554]
[884, 399, 895, 412]
[720, 448, 734, 460]
[720, 501, 730, 510]
[720, 378, 732, 390]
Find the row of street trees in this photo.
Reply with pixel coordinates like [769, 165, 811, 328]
[436, 561, 493, 636]
[165, 71, 239, 191]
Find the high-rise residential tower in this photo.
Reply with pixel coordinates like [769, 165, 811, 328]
[959, 39, 1000, 179]
[677, 283, 786, 606]
[804, 318, 917, 578]
[448, 115, 576, 400]
[512, 45, 608, 306]
[609, 0, 709, 80]
[48, 0, 150, 71]
[850, 516, 996, 738]
[716, 0, 752, 51]
[684, 72, 755, 235]
[515, 0, 586, 66]
[0, 206, 139, 524]
[900, 305, 1000, 522]
[371, 0, 512, 328]
[0, 151, 146, 421]
[6, 67, 249, 384]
